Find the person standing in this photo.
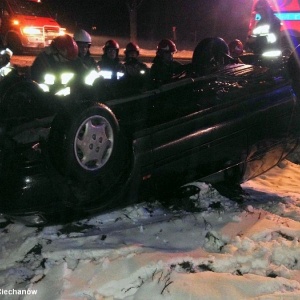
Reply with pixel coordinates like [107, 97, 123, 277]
[123, 42, 148, 77]
[31, 34, 87, 83]
[246, 0, 281, 55]
[150, 39, 185, 85]
[97, 40, 125, 79]
[73, 29, 98, 71]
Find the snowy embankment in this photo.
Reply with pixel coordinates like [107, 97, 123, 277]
[0, 157, 300, 299]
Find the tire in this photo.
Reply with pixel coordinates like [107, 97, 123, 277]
[48, 103, 132, 200]
[0, 79, 50, 120]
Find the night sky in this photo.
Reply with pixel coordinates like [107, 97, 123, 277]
[44, 0, 253, 45]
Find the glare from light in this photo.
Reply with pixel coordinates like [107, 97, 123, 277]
[117, 72, 124, 79]
[0, 66, 12, 77]
[23, 27, 42, 35]
[61, 72, 74, 84]
[44, 74, 55, 85]
[59, 28, 66, 35]
[55, 87, 71, 96]
[12, 19, 19, 25]
[99, 70, 113, 79]
[267, 33, 277, 43]
[253, 25, 270, 35]
[85, 70, 100, 85]
[38, 83, 50, 92]
[262, 50, 282, 57]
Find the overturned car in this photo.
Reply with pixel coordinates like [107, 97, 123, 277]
[0, 38, 300, 225]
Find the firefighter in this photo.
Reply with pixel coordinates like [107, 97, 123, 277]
[150, 39, 185, 84]
[247, 0, 281, 55]
[73, 29, 98, 71]
[192, 37, 231, 76]
[30, 34, 87, 83]
[228, 39, 244, 58]
[97, 39, 125, 79]
[123, 42, 148, 77]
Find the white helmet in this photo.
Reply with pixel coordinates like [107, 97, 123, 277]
[73, 29, 92, 44]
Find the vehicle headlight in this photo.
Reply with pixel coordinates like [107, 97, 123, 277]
[59, 28, 66, 35]
[22, 27, 42, 35]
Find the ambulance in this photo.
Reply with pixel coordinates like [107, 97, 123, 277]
[0, 0, 64, 54]
[249, 0, 300, 55]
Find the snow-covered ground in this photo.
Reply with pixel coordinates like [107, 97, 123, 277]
[0, 153, 300, 300]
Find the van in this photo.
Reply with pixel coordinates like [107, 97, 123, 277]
[248, 0, 300, 55]
[0, 0, 64, 54]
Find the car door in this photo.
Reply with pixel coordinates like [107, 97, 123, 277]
[149, 76, 249, 191]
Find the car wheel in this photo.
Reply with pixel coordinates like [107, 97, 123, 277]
[50, 101, 131, 186]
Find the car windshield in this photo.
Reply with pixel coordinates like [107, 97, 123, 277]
[9, 0, 51, 17]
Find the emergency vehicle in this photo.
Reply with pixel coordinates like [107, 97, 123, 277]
[249, 0, 300, 55]
[0, 0, 64, 54]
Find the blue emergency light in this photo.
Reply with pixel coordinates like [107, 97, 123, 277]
[255, 12, 300, 21]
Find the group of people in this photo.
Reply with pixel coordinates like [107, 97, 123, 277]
[30, 29, 188, 87]
[2, 0, 282, 91]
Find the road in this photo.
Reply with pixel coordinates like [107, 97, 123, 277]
[11, 53, 191, 69]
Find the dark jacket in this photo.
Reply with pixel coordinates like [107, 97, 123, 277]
[123, 57, 149, 77]
[97, 55, 125, 78]
[79, 51, 98, 71]
[31, 47, 88, 83]
[150, 56, 185, 84]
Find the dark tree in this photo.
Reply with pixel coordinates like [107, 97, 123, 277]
[127, 0, 144, 42]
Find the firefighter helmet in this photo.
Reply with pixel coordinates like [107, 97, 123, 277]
[228, 39, 244, 57]
[124, 42, 140, 55]
[103, 39, 119, 54]
[73, 29, 92, 44]
[51, 34, 78, 61]
[157, 39, 177, 53]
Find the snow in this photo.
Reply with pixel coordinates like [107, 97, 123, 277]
[1, 154, 300, 299]
[3, 48, 300, 299]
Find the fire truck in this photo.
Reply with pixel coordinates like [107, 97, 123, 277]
[0, 0, 64, 54]
[249, 0, 300, 55]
